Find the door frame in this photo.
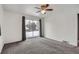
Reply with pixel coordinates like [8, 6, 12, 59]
[77, 14, 79, 46]
[22, 16, 26, 41]
[22, 16, 43, 40]
[39, 19, 43, 37]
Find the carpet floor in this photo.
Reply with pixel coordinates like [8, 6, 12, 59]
[1, 37, 79, 54]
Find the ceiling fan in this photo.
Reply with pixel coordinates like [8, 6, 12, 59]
[35, 4, 53, 14]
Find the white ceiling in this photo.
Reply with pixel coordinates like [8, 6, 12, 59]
[3, 4, 53, 18]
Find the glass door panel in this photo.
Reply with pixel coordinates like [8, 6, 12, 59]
[25, 20, 32, 38]
[25, 20, 40, 38]
[32, 20, 40, 37]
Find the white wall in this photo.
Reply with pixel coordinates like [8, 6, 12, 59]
[44, 4, 79, 46]
[3, 10, 40, 44]
[3, 10, 22, 43]
[0, 5, 4, 53]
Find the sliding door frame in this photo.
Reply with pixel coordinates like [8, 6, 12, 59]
[22, 16, 43, 40]
[22, 16, 26, 41]
[39, 19, 43, 37]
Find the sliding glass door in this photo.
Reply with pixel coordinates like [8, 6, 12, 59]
[25, 20, 40, 38]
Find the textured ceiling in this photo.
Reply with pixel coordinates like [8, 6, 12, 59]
[3, 4, 54, 18]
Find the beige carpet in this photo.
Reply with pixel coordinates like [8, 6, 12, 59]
[1, 37, 79, 54]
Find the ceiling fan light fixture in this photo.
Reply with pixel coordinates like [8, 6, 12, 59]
[35, 4, 53, 14]
[41, 10, 46, 14]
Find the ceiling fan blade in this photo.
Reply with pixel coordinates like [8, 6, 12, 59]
[46, 4, 49, 8]
[46, 9, 53, 11]
[41, 4, 49, 8]
[35, 7, 40, 9]
[36, 11, 40, 13]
